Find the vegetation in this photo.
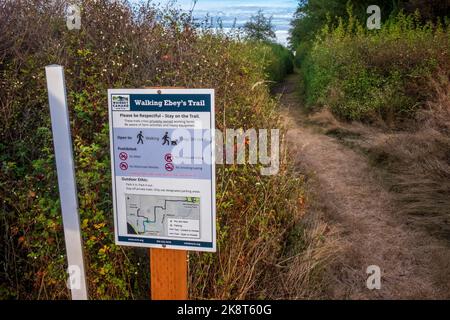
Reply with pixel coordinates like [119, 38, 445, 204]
[243, 10, 276, 42]
[254, 42, 294, 84]
[290, 0, 450, 47]
[0, 0, 311, 300]
[244, 11, 294, 85]
[290, 1, 450, 253]
[291, 2, 449, 124]
[301, 12, 449, 123]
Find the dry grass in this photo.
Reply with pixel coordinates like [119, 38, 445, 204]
[241, 165, 341, 300]
[367, 77, 450, 240]
[268, 73, 342, 299]
[278, 71, 450, 299]
[271, 213, 339, 299]
[319, 76, 450, 240]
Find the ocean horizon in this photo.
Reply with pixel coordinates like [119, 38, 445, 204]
[158, 0, 297, 46]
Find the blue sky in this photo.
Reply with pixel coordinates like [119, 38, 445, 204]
[159, 0, 298, 46]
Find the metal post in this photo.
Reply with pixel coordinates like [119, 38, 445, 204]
[45, 65, 88, 300]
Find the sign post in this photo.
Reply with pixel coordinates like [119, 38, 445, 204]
[45, 65, 88, 300]
[108, 88, 216, 299]
[150, 248, 188, 300]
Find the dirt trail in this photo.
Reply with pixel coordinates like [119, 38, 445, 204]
[276, 72, 450, 299]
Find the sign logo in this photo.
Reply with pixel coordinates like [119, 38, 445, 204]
[112, 95, 130, 111]
[120, 162, 128, 171]
[165, 163, 174, 171]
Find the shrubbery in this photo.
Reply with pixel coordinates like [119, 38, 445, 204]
[298, 11, 450, 123]
[0, 0, 303, 299]
[259, 42, 294, 83]
[244, 41, 294, 85]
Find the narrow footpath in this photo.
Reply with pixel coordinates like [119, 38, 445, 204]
[275, 72, 450, 299]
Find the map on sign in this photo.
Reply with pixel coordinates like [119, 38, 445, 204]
[125, 195, 201, 239]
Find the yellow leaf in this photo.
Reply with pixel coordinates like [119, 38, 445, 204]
[94, 222, 106, 229]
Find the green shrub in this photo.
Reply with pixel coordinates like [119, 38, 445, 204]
[300, 11, 450, 123]
[251, 42, 294, 84]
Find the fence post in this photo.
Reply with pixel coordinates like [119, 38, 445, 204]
[45, 65, 88, 300]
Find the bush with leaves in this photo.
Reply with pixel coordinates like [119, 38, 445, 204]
[300, 10, 450, 123]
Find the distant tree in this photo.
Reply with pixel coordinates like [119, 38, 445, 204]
[289, 0, 450, 48]
[243, 10, 276, 42]
[289, 0, 398, 47]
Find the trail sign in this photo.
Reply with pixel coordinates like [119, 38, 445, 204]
[108, 89, 216, 252]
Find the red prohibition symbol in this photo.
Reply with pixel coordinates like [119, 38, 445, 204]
[165, 163, 174, 172]
[119, 152, 128, 161]
[120, 162, 128, 171]
[164, 153, 173, 163]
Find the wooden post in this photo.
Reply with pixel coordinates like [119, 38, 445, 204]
[145, 87, 188, 300]
[150, 249, 188, 300]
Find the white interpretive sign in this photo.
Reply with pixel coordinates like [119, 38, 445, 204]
[108, 88, 216, 252]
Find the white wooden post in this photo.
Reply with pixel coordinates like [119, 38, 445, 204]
[45, 65, 88, 300]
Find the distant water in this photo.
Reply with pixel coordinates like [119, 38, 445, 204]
[159, 0, 297, 46]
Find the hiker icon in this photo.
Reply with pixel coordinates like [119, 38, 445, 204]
[162, 132, 171, 146]
[137, 131, 144, 144]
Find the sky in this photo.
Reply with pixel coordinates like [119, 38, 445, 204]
[159, 0, 298, 46]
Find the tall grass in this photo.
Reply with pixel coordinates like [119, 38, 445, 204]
[367, 76, 450, 240]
